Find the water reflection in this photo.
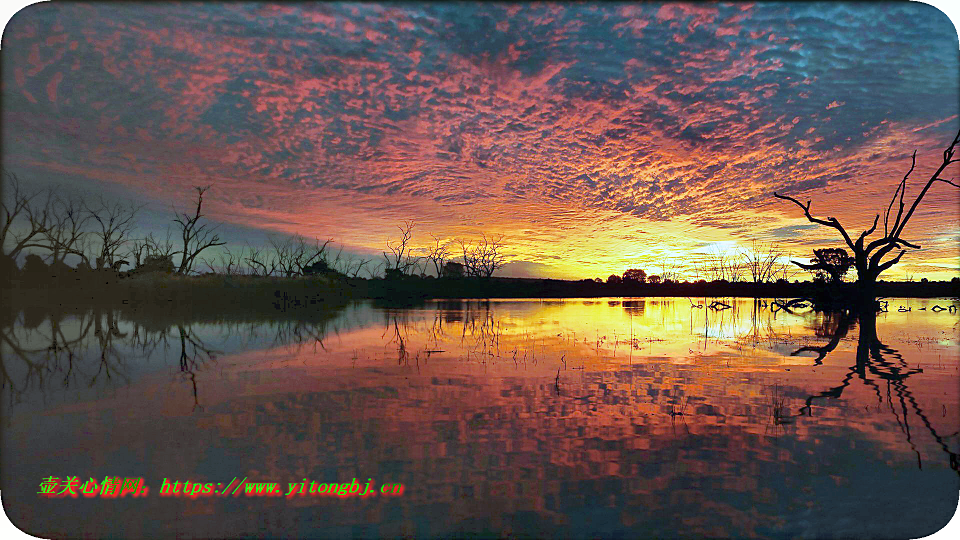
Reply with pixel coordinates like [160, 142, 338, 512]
[2, 298, 958, 538]
[787, 307, 959, 474]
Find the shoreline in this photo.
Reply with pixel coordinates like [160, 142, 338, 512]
[3, 273, 957, 310]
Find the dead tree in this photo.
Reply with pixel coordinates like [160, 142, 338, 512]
[706, 246, 744, 282]
[738, 240, 785, 284]
[127, 228, 176, 268]
[458, 233, 506, 278]
[336, 254, 370, 278]
[426, 235, 450, 277]
[201, 246, 244, 275]
[173, 186, 225, 274]
[243, 244, 273, 276]
[383, 220, 417, 277]
[267, 234, 332, 276]
[1, 171, 51, 261]
[775, 129, 960, 302]
[43, 192, 90, 266]
[86, 195, 142, 270]
[294, 236, 334, 275]
[658, 257, 682, 283]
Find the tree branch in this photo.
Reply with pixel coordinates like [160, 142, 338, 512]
[773, 192, 856, 251]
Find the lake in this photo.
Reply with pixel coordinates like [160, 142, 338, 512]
[2, 297, 958, 538]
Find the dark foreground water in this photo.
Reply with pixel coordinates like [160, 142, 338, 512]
[2, 297, 958, 538]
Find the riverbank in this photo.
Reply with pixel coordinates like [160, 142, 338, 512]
[3, 271, 957, 318]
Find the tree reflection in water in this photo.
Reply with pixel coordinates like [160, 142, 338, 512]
[1, 308, 338, 412]
[786, 306, 959, 474]
[2, 299, 956, 475]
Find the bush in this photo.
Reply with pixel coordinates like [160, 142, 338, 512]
[22, 254, 47, 275]
[0, 255, 17, 282]
[137, 254, 175, 274]
[20, 254, 49, 284]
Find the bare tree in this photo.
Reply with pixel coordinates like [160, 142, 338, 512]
[128, 228, 177, 268]
[728, 263, 746, 283]
[658, 257, 682, 283]
[336, 253, 371, 278]
[770, 253, 797, 282]
[1, 171, 51, 261]
[43, 192, 90, 266]
[267, 234, 333, 276]
[366, 259, 386, 279]
[775, 129, 960, 301]
[267, 235, 294, 276]
[243, 244, 273, 276]
[127, 238, 149, 269]
[303, 237, 335, 275]
[201, 246, 244, 275]
[705, 246, 729, 281]
[738, 240, 785, 284]
[86, 195, 142, 270]
[383, 220, 417, 276]
[173, 186, 226, 274]
[425, 235, 450, 277]
[459, 233, 507, 278]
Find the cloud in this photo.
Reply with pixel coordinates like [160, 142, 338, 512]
[2, 2, 958, 278]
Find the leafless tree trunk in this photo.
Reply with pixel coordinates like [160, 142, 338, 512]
[775, 129, 960, 302]
[459, 233, 506, 278]
[243, 244, 272, 276]
[202, 246, 244, 275]
[426, 235, 450, 277]
[43, 192, 90, 266]
[127, 228, 177, 268]
[335, 253, 370, 278]
[173, 186, 226, 274]
[267, 235, 294, 276]
[383, 220, 417, 276]
[86, 195, 142, 270]
[366, 259, 386, 279]
[738, 240, 785, 284]
[267, 234, 333, 276]
[1, 171, 51, 260]
[657, 257, 680, 282]
[706, 246, 730, 281]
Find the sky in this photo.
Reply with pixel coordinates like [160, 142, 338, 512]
[3, 2, 959, 280]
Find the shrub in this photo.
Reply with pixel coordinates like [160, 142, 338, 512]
[138, 254, 175, 274]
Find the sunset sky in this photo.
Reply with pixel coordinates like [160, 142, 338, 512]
[3, 2, 959, 280]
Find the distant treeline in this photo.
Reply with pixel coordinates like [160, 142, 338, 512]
[3, 267, 956, 314]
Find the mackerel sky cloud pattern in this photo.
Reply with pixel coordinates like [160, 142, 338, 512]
[3, 2, 959, 278]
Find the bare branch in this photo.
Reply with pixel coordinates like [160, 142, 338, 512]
[173, 186, 225, 274]
[773, 192, 856, 252]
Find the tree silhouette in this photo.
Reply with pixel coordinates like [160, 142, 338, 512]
[458, 234, 506, 278]
[426, 235, 450, 277]
[795, 247, 853, 284]
[41, 192, 90, 266]
[738, 240, 787, 283]
[622, 268, 646, 283]
[1, 171, 50, 263]
[86, 195, 142, 270]
[173, 186, 225, 274]
[775, 129, 960, 302]
[267, 234, 333, 277]
[383, 220, 417, 277]
[786, 308, 959, 475]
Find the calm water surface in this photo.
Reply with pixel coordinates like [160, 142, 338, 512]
[2, 297, 959, 538]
